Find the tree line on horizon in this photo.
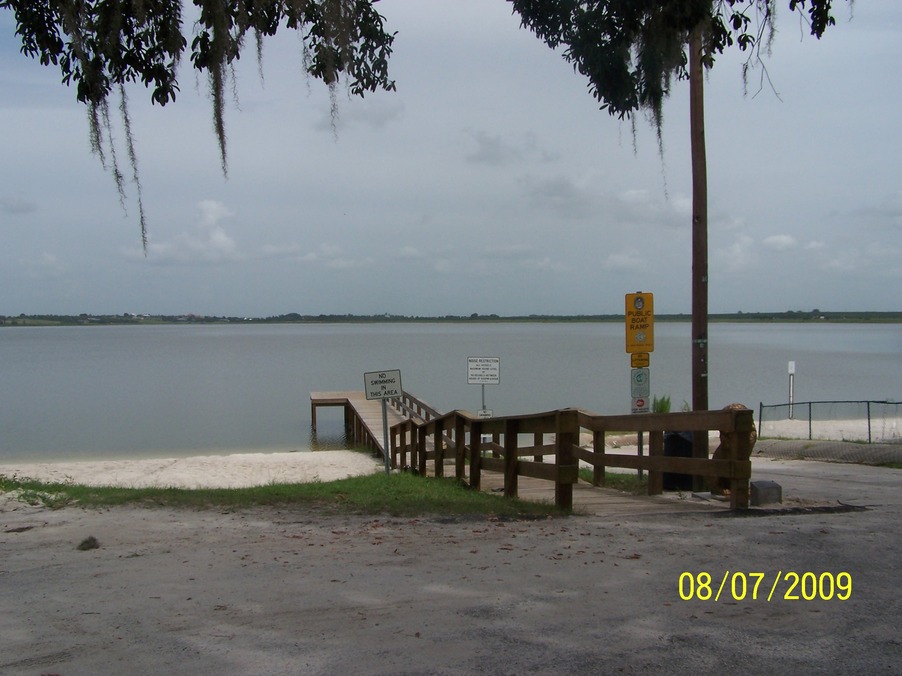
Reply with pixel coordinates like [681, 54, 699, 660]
[2, 310, 900, 327]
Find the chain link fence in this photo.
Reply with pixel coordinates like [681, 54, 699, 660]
[758, 400, 901, 444]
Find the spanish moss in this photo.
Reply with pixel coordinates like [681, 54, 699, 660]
[2, 0, 396, 246]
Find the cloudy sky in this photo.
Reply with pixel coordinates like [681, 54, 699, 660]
[1, 1, 899, 317]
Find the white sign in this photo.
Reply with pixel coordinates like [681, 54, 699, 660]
[631, 368, 650, 398]
[631, 397, 650, 414]
[788, 360, 796, 375]
[364, 370, 402, 400]
[477, 409, 493, 419]
[467, 357, 501, 384]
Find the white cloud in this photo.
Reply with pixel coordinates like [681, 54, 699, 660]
[714, 215, 748, 232]
[197, 199, 234, 228]
[313, 97, 404, 133]
[602, 250, 644, 271]
[260, 242, 303, 257]
[762, 234, 797, 251]
[714, 234, 755, 273]
[523, 174, 594, 219]
[300, 243, 343, 263]
[613, 188, 690, 228]
[465, 130, 522, 166]
[22, 251, 66, 278]
[125, 200, 243, 264]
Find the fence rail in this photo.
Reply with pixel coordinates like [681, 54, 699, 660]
[390, 401, 756, 510]
[759, 400, 901, 444]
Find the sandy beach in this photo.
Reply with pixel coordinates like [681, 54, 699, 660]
[0, 450, 383, 490]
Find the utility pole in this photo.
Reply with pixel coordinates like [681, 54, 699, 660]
[689, 24, 710, 471]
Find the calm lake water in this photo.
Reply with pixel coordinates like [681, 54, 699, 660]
[1, 322, 899, 462]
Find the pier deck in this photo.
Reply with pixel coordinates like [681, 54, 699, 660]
[310, 391, 407, 456]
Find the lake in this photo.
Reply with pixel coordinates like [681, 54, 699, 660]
[1, 322, 899, 461]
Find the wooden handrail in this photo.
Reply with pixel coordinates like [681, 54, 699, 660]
[389, 405, 756, 510]
[390, 390, 441, 424]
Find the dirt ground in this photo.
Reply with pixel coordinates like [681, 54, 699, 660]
[2, 457, 901, 675]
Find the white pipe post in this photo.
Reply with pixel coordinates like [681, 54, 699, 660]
[381, 399, 390, 474]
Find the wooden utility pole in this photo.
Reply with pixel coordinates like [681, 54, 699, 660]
[689, 25, 709, 466]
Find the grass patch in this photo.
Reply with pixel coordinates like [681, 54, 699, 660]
[0, 472, 566, 519]
[578, 469, 648, 494]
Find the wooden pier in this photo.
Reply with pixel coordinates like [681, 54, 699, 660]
[310, 391, 408, 456]
[310, 390, 755, 512]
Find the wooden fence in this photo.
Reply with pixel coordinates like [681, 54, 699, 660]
[389, 400, 756, 510]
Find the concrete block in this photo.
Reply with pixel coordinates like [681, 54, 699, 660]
[751, 480, 782, 506]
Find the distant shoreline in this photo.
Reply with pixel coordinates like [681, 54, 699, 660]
[3, 310, 901, 327]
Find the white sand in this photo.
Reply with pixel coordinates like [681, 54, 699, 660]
[0, 450, 383, 489]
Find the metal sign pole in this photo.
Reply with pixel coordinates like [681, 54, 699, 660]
[381, 398, 390, 474]
[626, 292, 655, 481]
[788, 361, 796, 419]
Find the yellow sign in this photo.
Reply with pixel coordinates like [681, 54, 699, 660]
[625, 292, 654, 353]
[631, 352, 650, 368]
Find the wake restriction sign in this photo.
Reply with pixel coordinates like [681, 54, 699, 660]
[467, 357, 500, 385]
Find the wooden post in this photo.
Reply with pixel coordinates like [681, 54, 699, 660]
[417, 424, 427, 476]
[389, 426, 395, 469]
[593, 430, 605, 486]
[729, 409, 755, 509]
[434, 419, 445, 478]
[469, 420, 483, 490]
[648, 430, 664, 495]
[398, 421, 407, 469]
[455, 415, 467, 481]
[504, 418, 520, 498]
[555, 410, 578, 510]
[310, 401, 317, 432]
[533, 432, 543, 462]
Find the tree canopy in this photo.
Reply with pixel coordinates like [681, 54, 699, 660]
[1, 0, 397, 247]
[510, 0, 848, 131]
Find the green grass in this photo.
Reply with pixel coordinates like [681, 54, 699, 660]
[0, 471, 567, 518]
[578, 469, 648, 494]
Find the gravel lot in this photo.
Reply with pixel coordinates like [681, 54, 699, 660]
[2, 457, 900, 675]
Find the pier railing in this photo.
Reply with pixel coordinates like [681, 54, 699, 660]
[390, 403, 756, 510]
[389, 391, 441, 425]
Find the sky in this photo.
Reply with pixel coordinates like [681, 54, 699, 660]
[1, 1, 900, 317]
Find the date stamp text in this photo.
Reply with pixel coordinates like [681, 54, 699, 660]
[678, 571, 852, 602]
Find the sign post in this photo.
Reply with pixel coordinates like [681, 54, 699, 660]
[788, 361, 796, 419]
[364, 369, 402, 474]
[467, 357, 500, 417]
[626, 292, 655, 414]
[626, 292, 655, 478]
